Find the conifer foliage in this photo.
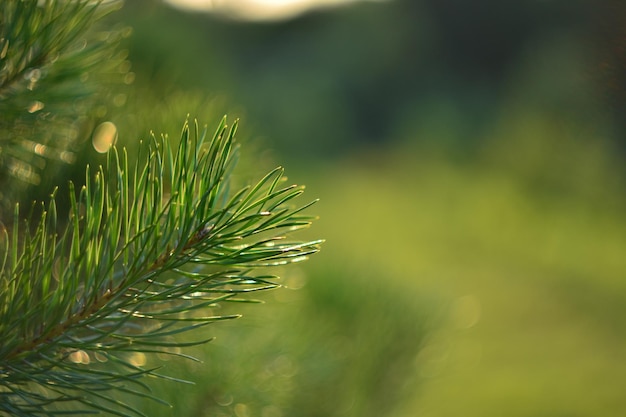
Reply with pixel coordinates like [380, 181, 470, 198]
[0, 0, 128, 218]
[0, 2, 321, 416]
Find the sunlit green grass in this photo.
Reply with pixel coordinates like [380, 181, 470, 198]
[122, 128, 626, 416]
[297, 133, 626, 416]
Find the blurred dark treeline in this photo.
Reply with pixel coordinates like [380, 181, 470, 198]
[117, 0, 625, 160]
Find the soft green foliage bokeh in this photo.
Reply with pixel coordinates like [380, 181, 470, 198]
[7, 0, 622, 415]
[106, 1, 626, 415]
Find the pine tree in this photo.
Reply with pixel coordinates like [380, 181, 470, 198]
[0, 2, 321, 415]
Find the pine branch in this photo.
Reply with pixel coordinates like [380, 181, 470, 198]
[0, 0, 127, 218]
[0, 117, 322, 416]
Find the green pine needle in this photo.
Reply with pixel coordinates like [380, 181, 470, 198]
[0, 117, 322, 416]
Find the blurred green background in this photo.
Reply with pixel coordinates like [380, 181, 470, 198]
[103, 0, 626, 415]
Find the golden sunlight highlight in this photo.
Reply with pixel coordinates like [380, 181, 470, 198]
[164, 0, 386, 21]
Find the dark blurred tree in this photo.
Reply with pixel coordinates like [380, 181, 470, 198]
[588, 0, 626, 138]
[121, 0, 624, 157]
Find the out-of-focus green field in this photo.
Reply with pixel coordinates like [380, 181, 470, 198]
[105, 2, 626, 416]
[304, 142, 626, 417]
[119, 114, 626, 417]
